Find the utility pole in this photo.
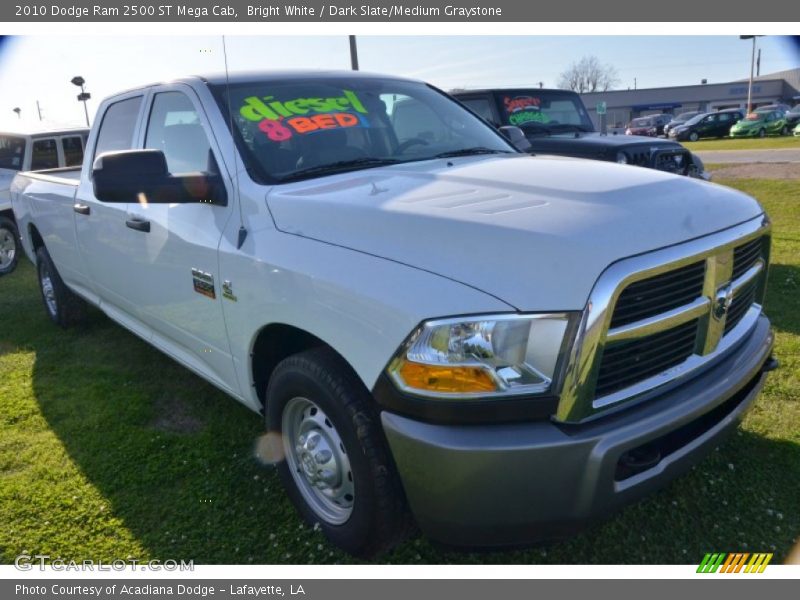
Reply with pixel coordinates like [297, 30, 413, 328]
[349, 35, 359, 71]
[757, 48, 761, 77]
[634, 77, 637, 90]
[36, 101, 43, 121]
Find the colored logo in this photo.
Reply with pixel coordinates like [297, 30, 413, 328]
[697, 552, 773, 573]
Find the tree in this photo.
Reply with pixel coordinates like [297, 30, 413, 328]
[557, 56, 620, 93]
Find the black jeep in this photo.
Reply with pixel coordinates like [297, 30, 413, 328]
[451, 88, 708, 179]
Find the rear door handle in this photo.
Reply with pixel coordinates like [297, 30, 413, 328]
[73, 203, 91, 216]
[125, 218, 151, 233]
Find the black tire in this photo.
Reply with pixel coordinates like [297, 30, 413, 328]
[758, 128, 766, 138]
[781, 126, 789, 136]
[688, 131, 699, 142]
[0, 216, 20, 276]
[35, 246, 86, 328]
[266, 347, 412, 557]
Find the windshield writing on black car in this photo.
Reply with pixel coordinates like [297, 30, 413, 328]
[214, 79, 514, 183]
[497, 93, 593, 132]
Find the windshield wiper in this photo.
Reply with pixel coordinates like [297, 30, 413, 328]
[433, 147, 513, 159]
[285, 157, 402, 180]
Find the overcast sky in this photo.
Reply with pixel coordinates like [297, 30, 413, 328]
[0, 35, 798, 128]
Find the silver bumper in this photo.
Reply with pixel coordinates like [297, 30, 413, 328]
[381, 315, 774, 547]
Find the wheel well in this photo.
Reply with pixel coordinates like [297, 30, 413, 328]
[28, 224, 44, 252]
[251, 324, 329, 408]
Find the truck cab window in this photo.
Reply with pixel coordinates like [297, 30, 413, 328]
[460, 98, 497, 126]
[30, 138, 59, 171]
[0, 135, 26, 170]
[93, 96, 143, 160]
[61, 136, 85, 167]
[145, 92, 215, 174]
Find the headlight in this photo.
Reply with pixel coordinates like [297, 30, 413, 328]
[388, 313, 574, 398]
[616, 151, 628, 164]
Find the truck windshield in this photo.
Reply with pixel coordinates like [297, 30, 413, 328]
[493, 91, 594, 134]
[211, 78, 515, 183]
[0, 135, 26, 170]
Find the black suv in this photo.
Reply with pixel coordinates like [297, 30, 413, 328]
[668, 109, 745, 141]
[451, 88, 708, 178]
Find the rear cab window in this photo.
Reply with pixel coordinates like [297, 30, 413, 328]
[61, 136, 85, 167]
[30, 138, 59, 171]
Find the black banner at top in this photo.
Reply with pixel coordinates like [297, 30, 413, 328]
[2, 0, 800, 22]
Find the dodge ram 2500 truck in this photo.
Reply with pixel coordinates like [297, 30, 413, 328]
[11, 71, 776, 556]
[0, 128, 88, 275]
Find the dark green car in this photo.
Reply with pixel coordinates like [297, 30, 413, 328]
[730, 110, 790, 137]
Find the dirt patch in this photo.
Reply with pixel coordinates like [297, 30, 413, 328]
[150, 394, 204, 434]
[709, 162, 800, 179]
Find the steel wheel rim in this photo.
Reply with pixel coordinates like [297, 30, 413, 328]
[0, 228, 15, 269]
[40, 261, 57, 316]
[282, 396, 354, 525]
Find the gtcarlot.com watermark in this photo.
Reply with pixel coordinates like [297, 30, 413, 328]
[15, 554, 194, 572]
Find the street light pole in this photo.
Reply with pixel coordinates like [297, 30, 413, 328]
[349, 35, 359, 71]
[71, 76, 91, 127]
[740, 35, 763, 114]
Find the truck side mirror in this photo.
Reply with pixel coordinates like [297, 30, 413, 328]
[92, 149, 227, 206]
[498, 126, 532, 152]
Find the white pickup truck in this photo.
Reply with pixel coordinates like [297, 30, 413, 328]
[1, 128, 88, 275]
[11, 71, 777, 556]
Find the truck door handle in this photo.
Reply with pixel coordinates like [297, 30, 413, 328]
[73, 203, 91, 216]
[125, 218, 151, 233]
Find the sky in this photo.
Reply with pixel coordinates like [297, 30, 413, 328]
[0, 35, 798, 129]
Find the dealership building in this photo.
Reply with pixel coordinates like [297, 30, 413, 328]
[581, 68, 800, 129]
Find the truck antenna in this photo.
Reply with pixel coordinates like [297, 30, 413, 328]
[221, 35, 247, 250]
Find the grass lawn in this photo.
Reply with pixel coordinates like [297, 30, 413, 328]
[683, 136, 800, 151]
[1, 178, 798, 565]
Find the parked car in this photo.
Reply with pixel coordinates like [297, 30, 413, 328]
[0, 128, 88, 275]
[625, 114, 671, 137]
[753, 103, 791, 117]
[784, 105, 800, 128]
[451, 88, 707, 178]
[729, 111, 790, 138]
[11, 71, 776, 556]
[794, 122, 800, 136]
[664, 111, 702, 137]
[669, 109, 745, 141]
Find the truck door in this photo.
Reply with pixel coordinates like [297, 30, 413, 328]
[117, 86, 239, 395]
[74, 93, 145, 316]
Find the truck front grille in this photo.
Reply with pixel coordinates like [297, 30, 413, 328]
[610, 261, 705, 328]
[557, 219, 771, 422]
[595, 319, 699, 398]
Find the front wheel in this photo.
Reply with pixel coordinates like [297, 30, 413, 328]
[781, 125, 789, 136]
[688, 132, 699, 142]
[758, 128, 766, 138]
[266, 348, 411, 557]
[0, 216, 19, 276]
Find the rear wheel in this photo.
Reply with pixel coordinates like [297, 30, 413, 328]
[0, 216, 19, 276]
[36, 246, 86, 327]
[781, 125, 789, 136]
[758, 128, 766, 138]
[266, 347, 411, 557]
[688, 131, 699, 142]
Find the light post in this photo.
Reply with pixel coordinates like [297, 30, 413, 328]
[349, 35, 359, 71]
[12, 107, 20, 119]
[740, 35, 763, 113]
[71, 76, 91, 127]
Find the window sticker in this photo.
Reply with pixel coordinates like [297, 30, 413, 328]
[503, 95, 551, 126]
[240, 90, 370, 142]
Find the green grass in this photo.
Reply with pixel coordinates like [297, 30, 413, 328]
[1, 179, 798, 565]
[683, 136, 800, 151]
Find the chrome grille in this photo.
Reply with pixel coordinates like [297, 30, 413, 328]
[595, 319, 699, 398]
[610, 261, 706, 328]
[556, 217, 771, 423]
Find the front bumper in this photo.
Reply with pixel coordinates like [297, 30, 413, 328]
[381, 315, 774, 547]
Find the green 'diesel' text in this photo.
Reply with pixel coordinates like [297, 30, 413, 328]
[241, 90, 368, 122]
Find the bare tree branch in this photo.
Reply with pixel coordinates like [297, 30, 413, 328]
[557, 56, 620, 93]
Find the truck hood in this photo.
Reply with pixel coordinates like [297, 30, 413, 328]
[266, 155, 763, 311]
